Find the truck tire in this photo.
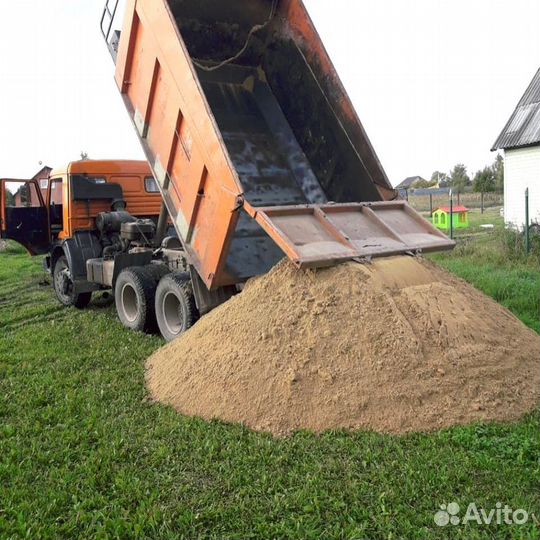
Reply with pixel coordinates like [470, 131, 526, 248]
[155, 272, 198, 341]
[53, 255, 92, 309]
[115, 267, 157, 333]
[145, 263, 170, 284]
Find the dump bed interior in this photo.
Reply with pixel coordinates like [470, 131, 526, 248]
[168, 0, 387, 207]
[165, 0, 411, 280]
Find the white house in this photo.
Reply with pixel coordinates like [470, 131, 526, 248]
[492, 68, 540, 229]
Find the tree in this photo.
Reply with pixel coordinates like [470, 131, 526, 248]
[430, 171, 449, 185]
[412, 178, 437, 189]
[472, 156, 504, 193]
[493, 154, 504, 192]
[473, 166, 496, 193]
[5, 190, 15, 206]
[449, 163, 470, 193]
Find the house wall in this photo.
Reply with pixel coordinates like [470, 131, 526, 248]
[504, 146, 540, 228]
[33, 167, 52, 201]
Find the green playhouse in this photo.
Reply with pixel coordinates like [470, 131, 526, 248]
[432, 206, 469, 231]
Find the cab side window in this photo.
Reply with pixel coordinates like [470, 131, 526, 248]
[145, 176, 159, 193]
[49, 178, 63, 232]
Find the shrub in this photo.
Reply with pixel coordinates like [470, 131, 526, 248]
[497, 227, 540, 263]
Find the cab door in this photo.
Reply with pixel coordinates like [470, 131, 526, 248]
[0, 179, 50, 255]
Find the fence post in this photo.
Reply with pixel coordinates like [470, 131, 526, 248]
[449, 190, 454, 240]
[481, 191, 484, 214]
[525, 187, 530, 255]
[429, 193, 433, 216]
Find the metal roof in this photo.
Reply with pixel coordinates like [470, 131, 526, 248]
[396, 175, 425, 189]
[492, 68, 540, 151]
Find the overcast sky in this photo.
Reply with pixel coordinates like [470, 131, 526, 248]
[0, 0, 538, 186]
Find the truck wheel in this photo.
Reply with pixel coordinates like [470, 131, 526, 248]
[53, 255, 92, 309]
[155, 273, 198, 341]
[145, 263, 170, 283]
[115, 267, 157, 333]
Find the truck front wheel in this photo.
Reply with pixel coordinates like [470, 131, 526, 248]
[53, 255, 92, 309]
[115, 267, 157, 333]
[155, 273, 198, 341]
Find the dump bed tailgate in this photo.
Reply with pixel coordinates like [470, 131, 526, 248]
[245, 200, 455, 268]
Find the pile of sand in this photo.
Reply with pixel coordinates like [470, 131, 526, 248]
[146, 256, 539, 436]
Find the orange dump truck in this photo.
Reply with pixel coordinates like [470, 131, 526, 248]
[95, 0, 454, 339]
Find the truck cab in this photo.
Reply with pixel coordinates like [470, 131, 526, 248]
[1, 160, 161, 252]
[1, 160, 165, 307]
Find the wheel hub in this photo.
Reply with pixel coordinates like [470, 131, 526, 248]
[163, 291, 183, 335]
[60, 270, 71, 295]
[121, 283, 139, 323]
[55, 267, 72, 296]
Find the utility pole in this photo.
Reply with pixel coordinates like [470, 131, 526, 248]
[525, 188, 530, 255]
[449, 189, 454, 240]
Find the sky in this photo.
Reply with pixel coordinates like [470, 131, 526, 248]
[0, 0, 538, 186]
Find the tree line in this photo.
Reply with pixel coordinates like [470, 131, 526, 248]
[413, 155, 504, 193]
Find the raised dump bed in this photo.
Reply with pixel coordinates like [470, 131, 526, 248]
[103, 0, 453, 289]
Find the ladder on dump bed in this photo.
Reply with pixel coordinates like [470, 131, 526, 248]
[100, 0, 121, 61]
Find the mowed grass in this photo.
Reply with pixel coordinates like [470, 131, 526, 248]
[0, 241, 538, 540]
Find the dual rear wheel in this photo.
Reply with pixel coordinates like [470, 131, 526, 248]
[51, 255, 197, 341]
[154, 273, 198, 342]
[114, 267, 198, 341]
[114, 267, 158, 333]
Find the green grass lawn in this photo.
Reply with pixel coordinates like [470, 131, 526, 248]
[0, 241, 538, 540]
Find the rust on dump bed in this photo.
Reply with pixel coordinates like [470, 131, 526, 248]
[111, 0, 451, 289]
